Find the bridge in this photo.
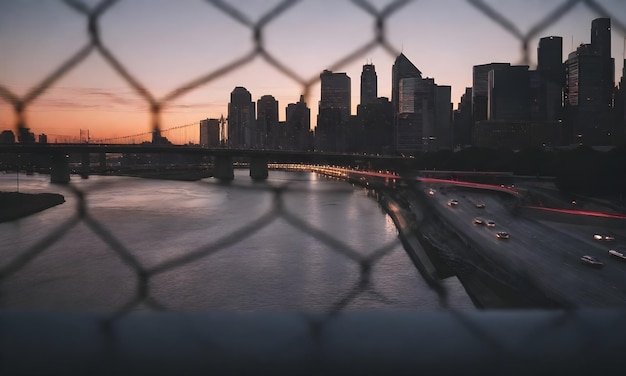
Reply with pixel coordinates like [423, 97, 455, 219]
[0, 143, 409, 183]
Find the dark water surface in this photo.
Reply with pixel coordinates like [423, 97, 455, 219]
[0, 170, 473, 312]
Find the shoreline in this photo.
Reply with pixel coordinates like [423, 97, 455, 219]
[0, 192, 65, 223]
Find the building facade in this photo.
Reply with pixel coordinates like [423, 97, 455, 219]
[286, 95, 311, 151]
[360, 63, 377, 106]
[565, 18, 614, 146]
[472, 63, 510, 122]
[200, 118, 220, 147]
[317, 70, 351, 152]
[257, 95, 279, 149]
[228, 87, 256, 148]
[537, 36, 564, 121]
[392, 53, 422, 153]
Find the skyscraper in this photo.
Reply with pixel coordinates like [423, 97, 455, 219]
[537, 36, 564, 121]
[257, 95, 279, 149]
[317, 70, 351, 152]
[565, 18, 614, 145]
[392, 53, 422, 153]
[199, 118, 220, 147]
[228, 86, 255, 148]
[397, 77, 435, 153]
[488, 65, 531, 121]
[286, 95, 311, 151]
[319, 69, 351, 120]
[360, 63, 377, 106]
[472, 63, 510, 122]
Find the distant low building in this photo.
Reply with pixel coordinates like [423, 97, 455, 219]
[473, 120, 560, 149]
[0, 130, 15, 144]
[199, 118, 220, 147]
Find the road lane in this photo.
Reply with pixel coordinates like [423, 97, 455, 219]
[420, 184, 626, 307]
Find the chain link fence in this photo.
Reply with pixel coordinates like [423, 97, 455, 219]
[1, 1, 626, 374]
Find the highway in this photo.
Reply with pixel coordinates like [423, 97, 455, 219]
[421, 183, 626, 308]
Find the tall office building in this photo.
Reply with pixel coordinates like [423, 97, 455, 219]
[453, 87, 473, 147]
[488, 65, 531, 121]
[392, 53, 422, 153]
[360, 63, 377, 106]
[615, 59, 626, 143]
[228, 86, 256, 148]
[317, 70, 351, 152]
[397, 77, 435, 153]
[257, 95, 279, 149]
[472, 63, 510, 122]
[286, 95, 311, 151]
[537, 36, 564, 121]
[319, 69, 351, 120]
[199, 118, 220, 147]
[434, 85, 453, 150]
[565, 18, 614, 145]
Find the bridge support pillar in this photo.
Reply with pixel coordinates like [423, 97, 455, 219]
[213, 155, 234, 181]
[80, 153, 89, 179]
[99, 153, 107, 170]
[50, 152, 70, 184]
[249, 157, 268, 181]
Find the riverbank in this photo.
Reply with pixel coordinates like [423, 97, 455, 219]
[0, 192, 65, 223]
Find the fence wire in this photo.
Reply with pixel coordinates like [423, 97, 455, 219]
[1, 0, 626, 373]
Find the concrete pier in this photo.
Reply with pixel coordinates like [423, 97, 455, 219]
[249, 157, 268, 180]
[99, 153, 107, 170]
[213, 155, 234, 181]
[50, 152, 70, 184]
[80, 153, 89, 179]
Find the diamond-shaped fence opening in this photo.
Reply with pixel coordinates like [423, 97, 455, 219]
[1, 0, 626, 373]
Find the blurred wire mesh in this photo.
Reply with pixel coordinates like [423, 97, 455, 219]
[1, 1, 626, 371]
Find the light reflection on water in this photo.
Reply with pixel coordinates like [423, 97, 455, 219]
[0, 170, 474, 312]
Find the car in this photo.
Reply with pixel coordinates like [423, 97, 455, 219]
[472, 217, 484, 225]
[447, 199, 459, 206]
[609, 249, 626, 261]
[428, 188, 436, 196]
[475, 203, 486, 208]
[580, 255, 604, 268]
[486, 220, 496, 227]
[593, 234, 615, 241]
[496, 231, 509, 239]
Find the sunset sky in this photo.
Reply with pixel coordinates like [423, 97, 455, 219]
[1, 0, 624, 143]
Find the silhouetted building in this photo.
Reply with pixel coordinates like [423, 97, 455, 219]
[488, 65, 531, 121]
[397, 77, 437, 153]
[392, 53, 422, 153]
[286, 95, 311, 151]
[360, 63, 377, 106]
[537, 36, 564, 121]
[434, 85, 453, 150]
[473, 121, 559, 150]
[317, 70, 351, 152]
[200, 118, 220, 147]
[18, 128, 35, 144]
[151, 129, 171, 145]
[453, 87, 473, 148]
[472, 63, 510, 122]
[565, 18, 614, 146]
[0, 130, 15, 144]
[38, 134, 48, 144]
[356, 97, 393, 154]
[257, 95, 279, 149]
[615, 59, 626, 144]
[228, 87, 256, 148]
[319, 69, 351, 120]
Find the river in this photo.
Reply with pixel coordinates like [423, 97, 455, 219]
[0, 170, 474, 312]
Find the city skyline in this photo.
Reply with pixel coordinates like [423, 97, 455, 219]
[1, 0, 625, 142]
